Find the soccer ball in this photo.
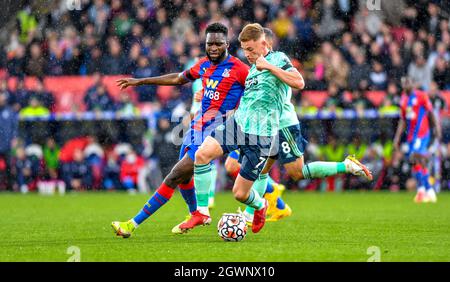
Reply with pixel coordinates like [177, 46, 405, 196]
[217, 213, 248, 242]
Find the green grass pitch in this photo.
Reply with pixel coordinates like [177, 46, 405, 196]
[0, 191, 449, 262]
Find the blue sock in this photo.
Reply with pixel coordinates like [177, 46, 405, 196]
[179, 179, 197, 214]
[413, 166, 423, 188]
[132, 183, 174, 225]
[265, 176, 275, 194]
[276, 198, 286, 209]
[422, 169, 432, 191]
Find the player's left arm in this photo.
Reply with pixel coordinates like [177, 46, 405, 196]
[255, 55, 305, 90]
[424, 95, 442, 141]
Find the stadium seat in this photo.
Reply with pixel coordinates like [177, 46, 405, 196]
[157, 85, 175, 104]
[301, 91, 328, 108]
[365, 91, 386, 107]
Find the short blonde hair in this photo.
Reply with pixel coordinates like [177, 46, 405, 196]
[238, 23, 264, 42]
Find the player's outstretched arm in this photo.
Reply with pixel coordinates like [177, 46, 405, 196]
[255, 56, 305, 90]
[116, 73, 189, 89]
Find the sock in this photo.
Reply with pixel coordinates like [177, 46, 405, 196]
[132, 183, 175, 225]
[265, 176, 275, 194]
[194, 163, 211, 215]
[421, 166, 432, 191]
[302, 162, 346, 179]
[244, 173, 269, 215]
[209, 163, 217, 202]
[179, 178, 197, 214]
[242, 189, 265, 210]
[276, 197, 286, 209]
[130, 218, 138, 228]
[412, 164, 423, 189]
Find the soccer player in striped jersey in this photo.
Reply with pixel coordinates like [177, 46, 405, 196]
[112, 23, 249, 238]
[394, 77, 442, 203]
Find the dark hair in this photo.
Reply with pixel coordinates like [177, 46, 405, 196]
[205, 22, 228, 37]
[263, 27, 274, 39]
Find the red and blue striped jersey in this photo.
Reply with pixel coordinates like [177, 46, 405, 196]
[182, 55, 249, 131]
[400, 90, 433, 142]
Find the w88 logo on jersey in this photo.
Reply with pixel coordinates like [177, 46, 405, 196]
[204, 89, 220, 100]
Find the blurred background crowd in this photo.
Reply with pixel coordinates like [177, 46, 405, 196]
[0, 0, 450, 193]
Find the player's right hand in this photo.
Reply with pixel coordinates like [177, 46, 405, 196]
[116, 78, 140, 89]
[194, 89, 203, 102]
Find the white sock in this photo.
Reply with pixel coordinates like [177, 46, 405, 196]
[198, 206, 210, 216]
[418, 186, 426, 193]
[130, 219, 139, 228]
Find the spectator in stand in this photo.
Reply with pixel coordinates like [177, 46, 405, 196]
[30, 78, 55, 111]
[13, 146, 39, 193]
[433, 57, 450, 90]
[59, 135, 95, 188]
[120, 150, 145, 193]
[88, 0, 111, 24]
[103, 151, 122, 191]
[113, 11, 135, 40]
[324, 82, 346, 112]
[19, 97, 50, 118]
[325, 50, 349, 89]
[84, 142, 105, 190]
[25, 43, 46, 78]
[347, 135, 368, 161]
[116, 92, 139, 116]
[84, 83, 116, 112]
[385, 81, 401, 104]
[7, 44, 26, 78]
[388, 51, 407, 83]
[427, 41, 450, 70]
[352, 89, 375, 112]
[293, 8, 315, 57]
[152, 117, 180, 178]
[320, 134, 345, 191]
[86, 47, 103, 75]
[13, 78, 30, 111]
[315, 0, 345, 41]
[43, 137, 60, 182]
[16, 4, 38, 44]
[66, 148, 92, 191]
[46, 39, 65, 76]
[133, 56, 160, 103]
[428, 81, 448, 115]
[0, 92, 18, 191]
[369, 60, 388, 90]
[0, 80, 15, 107]
[348, 50, 371, 91]
[408, 55, 433, 90]
[101, 37, 126, 75]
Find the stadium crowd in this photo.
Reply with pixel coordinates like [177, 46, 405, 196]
[1, 0, 450, 192]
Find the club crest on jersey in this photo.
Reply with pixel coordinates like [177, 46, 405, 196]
[222, 68, 230, 77]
